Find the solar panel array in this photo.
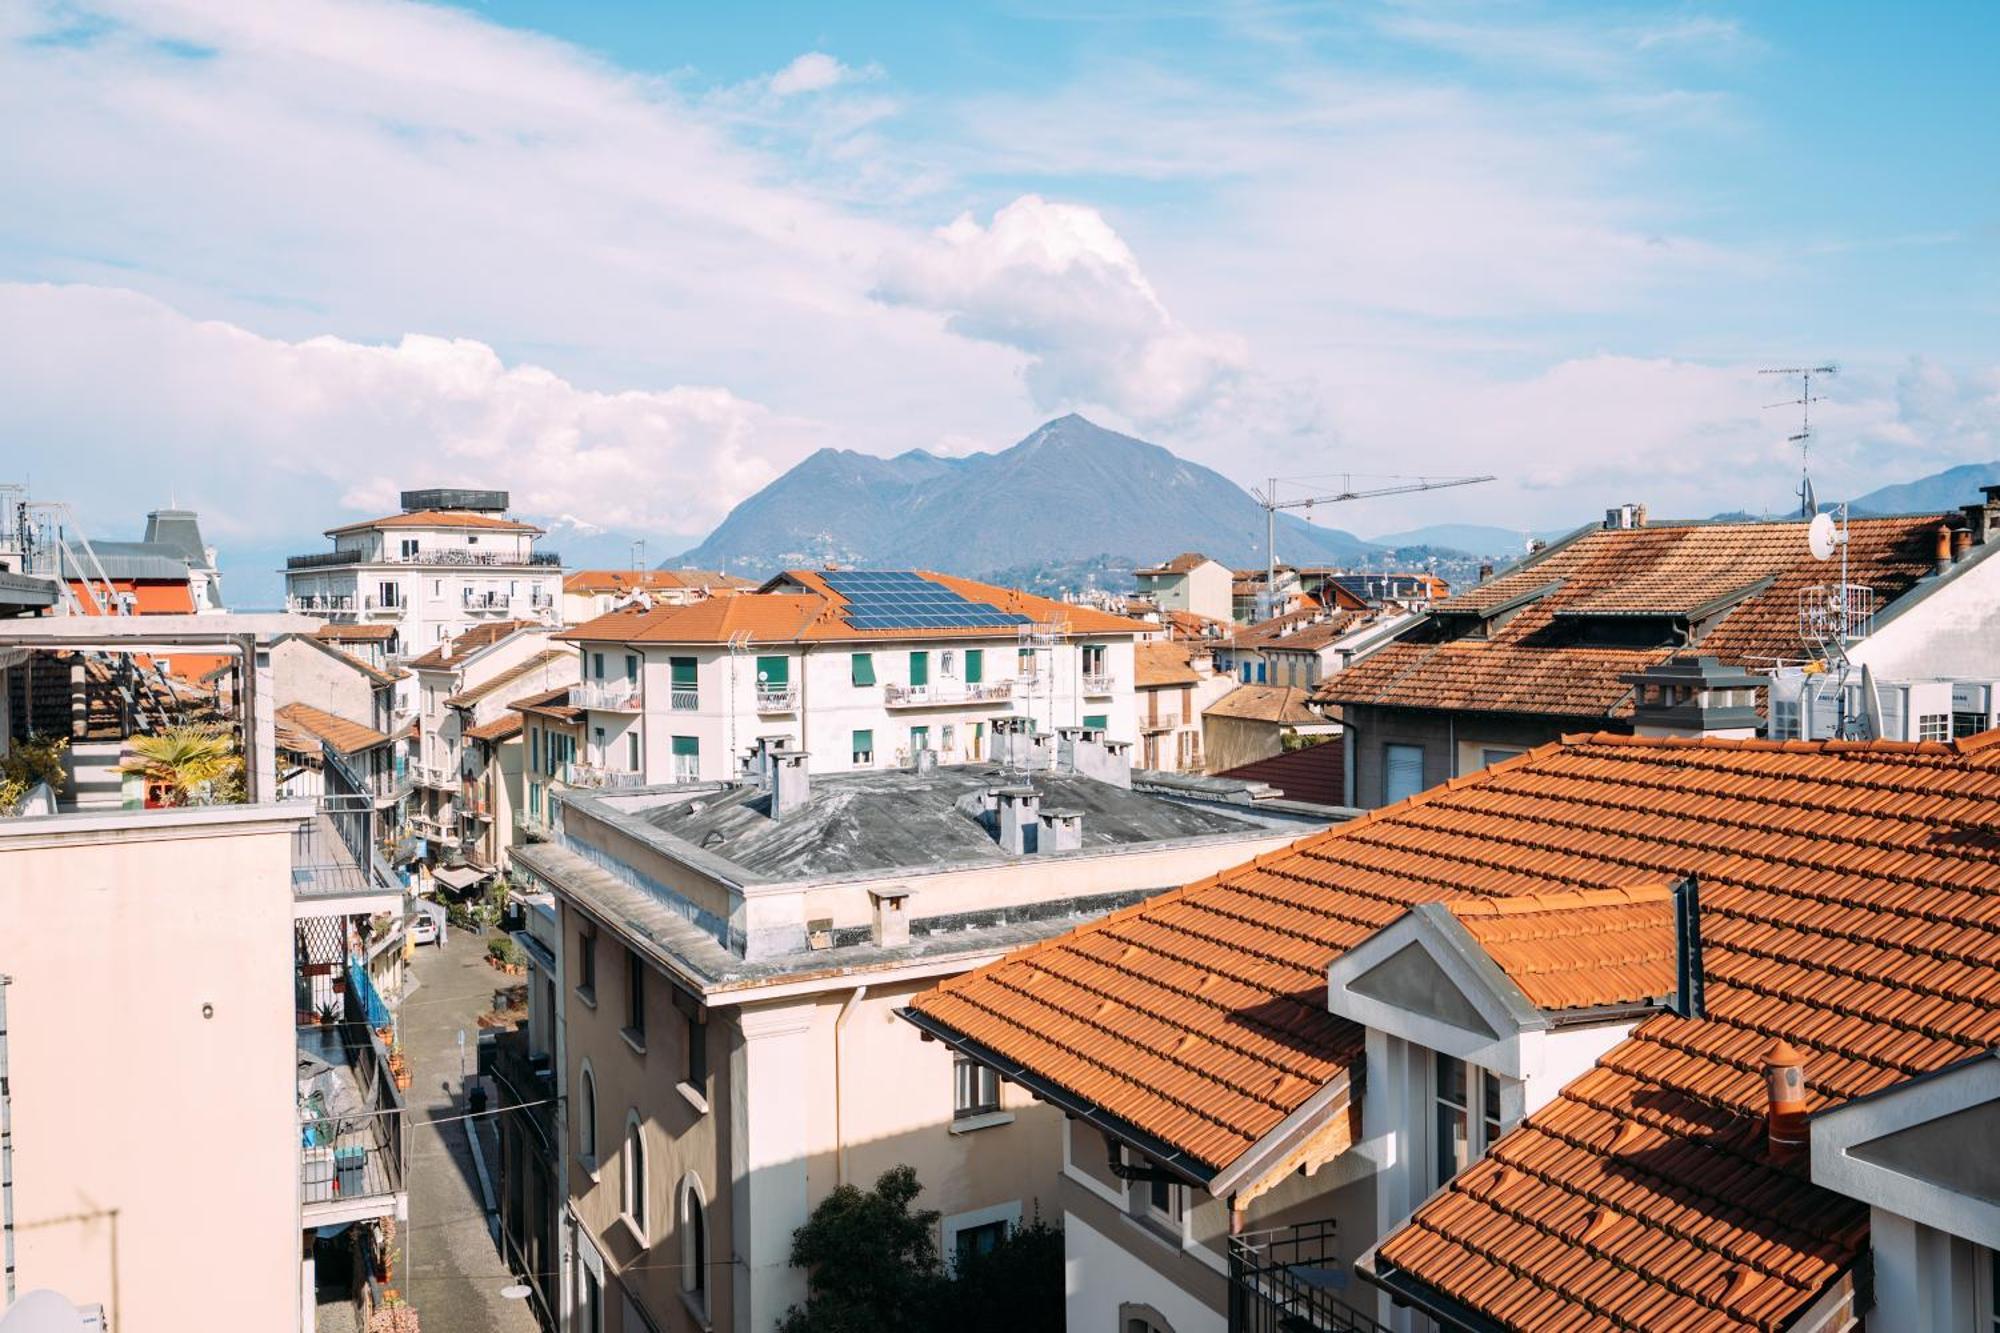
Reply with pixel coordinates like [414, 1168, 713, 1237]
[822, 570, 1034, 631]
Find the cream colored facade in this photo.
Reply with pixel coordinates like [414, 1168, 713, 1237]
[1134, 557, 1233, 625]
[0, 804, 311, 1331]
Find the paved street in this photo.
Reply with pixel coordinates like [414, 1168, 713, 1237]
[399, 925, 542, 1333]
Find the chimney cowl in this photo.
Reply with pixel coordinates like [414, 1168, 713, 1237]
[1952, 527, 1974, 562]
[1935, 524, 1953, 576]
[1762, 1038, 1809, 1159]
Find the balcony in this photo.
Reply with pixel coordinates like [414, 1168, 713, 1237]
[1082, 672, 1117, 696]
[755, 685, 798, 712]
[1227, 1220, 1387, 1333]
[669, 688, 700, 711]
[410, 763, 460, 791]
[1141, 713, 1182, 733]
[299, 1023, 407, 1226]
[292, 810, 403, 911]
[567, 763, 644, 791]
[514, 808, 552, 841]
[462, 591, 514, 613]
[287, 550, 365, 570]
[883, 680, 1017, 708]
[287, 594, 358, 614]
[574, 679, 643, 711]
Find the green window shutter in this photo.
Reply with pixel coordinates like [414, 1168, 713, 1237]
[853, 729, 874, 758]
[756, 655, 790, 686]
[965, 649, 983, 683]
[852, 653, 876, 686]
[911, 726, 929, 751]
[672, 736, 700, 757]
[670, 657, 698, 688]
[1083, 714, 1108, 730]
[909, 651, 929, 687]
[624, 654, 638, 682]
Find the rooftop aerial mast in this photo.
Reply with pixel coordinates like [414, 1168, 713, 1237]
[1760, 364, 1837, 518]
[1252, 472, 1496, 619]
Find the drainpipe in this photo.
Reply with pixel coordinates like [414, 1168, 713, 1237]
[835, 984, 867, 1187]
[2, 973, 15, 1303]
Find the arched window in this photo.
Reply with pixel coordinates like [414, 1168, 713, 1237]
[622, 1112, 646, 1239]
[577, 1062, 597, 1161]
[1119, 1304, 1176, 1333]
[680, 1174, 709, 1313]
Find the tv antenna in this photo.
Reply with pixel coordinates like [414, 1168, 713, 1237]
[1800, 502, 1876, 737]
[1252, 471, 1495, 620]
[1760, 364, 1837, 519]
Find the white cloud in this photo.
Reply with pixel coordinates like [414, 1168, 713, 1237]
[768, 51, 853, 98]
[873, 195, 1247, 427]
[0, 283, 827, 543]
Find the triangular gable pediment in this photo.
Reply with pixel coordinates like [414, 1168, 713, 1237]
[1851, 1099, 2000, 1207]
[1346, 940, 1499, 1039]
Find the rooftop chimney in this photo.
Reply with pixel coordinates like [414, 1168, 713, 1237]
[1935, 524, 1953, 577]
[1669, 875, 1704, 1020]
[1055, 725, 1085, 772]
[1619, 657, 1764, 740]
[913, 746, 939, 775]
[1953, 527, 1974, 564]
[1037, 808, 1083, 853]
[1070, 731, 1133, 788]
[995, 786, 1040, 854]
[771, 750, 811, 819]
[868, 885, 913, 948]
[1762, 1039, 1809, 1160]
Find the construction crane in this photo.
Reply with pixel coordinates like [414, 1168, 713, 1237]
[1252, 472, 1496, 619]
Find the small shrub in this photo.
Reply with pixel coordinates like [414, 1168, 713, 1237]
[486, 936, 525, 968]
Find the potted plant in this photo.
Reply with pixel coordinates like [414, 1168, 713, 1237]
[115, 725, 242, 807]
[317, 1001, 341, 1028]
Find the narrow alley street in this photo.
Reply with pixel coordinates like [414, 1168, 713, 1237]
[398, 925, 542, 1333]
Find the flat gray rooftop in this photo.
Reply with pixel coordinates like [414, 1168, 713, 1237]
[622, 763, 1305, 879]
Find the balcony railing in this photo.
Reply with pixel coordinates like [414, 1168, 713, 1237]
[755, 685, 798, 712]
[567, 763, 644, 791]
[1141, 713, 1182, 732]
[575, 679, 643, 711]
[1227, 1220, 1387, 1333]
[1082, 672, 1116, 695]
[287, 594, 358, 613]
[287, 550, 365, 570]
[299, 1023, 406, 1221]
[669, 688, 699, 711]
[410, 763, 460, 791]
[462, 591, 513, 611]
[514, 808, 552, 841]
[883, 680, 1017, 707]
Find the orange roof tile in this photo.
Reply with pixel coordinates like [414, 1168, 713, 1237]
[1447, 883, 1676, 1011]
[1136, 641, 1202, 688]
[463, 713, 524, 743]
[276, 701, 391, 755]
[1324, 517, 1951, 717]
[405, 621, 540, 670]
[912, 731, 2000, 1330]
[1203, 684, 1326, 724]
[561, 568, 753, 595]
[1231, 608, 1367, 653]
[325, 509, 541, 536]
[510, 685, 583, 723]
[1137, 552, 1219, 575]
[314, 622, 397, 642]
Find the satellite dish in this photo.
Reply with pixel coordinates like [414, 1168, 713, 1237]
[1807, 511, 1838, 561]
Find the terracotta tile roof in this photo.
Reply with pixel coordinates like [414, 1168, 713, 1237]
[566, 570, 1149, 645]
[912, 731, 2000, 1331]
[1447, 883, 1676, 1012]
[510, 685, 583, 723]
[314, 623, 397, 642]
[325, 509, 541, 536]
[1137, 552, 1218, 576]
[276, 701, 391, 755]
[1164, 610, 1232, 640]
[444, 649, 572, 707]
[1136, 641, 1202, 688]
[463, 712, 524, 743]
[405, 621, 540, 670]
[561, 568, 753, 595]
[1213, 740, 1346, 807]
[1203, 684, 1326, 725]
[1231, 608, 1366, 653]
[1324, 517, 1951, 718]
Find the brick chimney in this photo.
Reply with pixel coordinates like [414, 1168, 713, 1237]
[1762, 1039, 1809, 1160]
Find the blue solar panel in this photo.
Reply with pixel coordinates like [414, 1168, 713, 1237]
[822, 570, 1034, 631]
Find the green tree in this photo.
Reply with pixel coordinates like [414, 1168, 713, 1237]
[779, 1166, 942, 1333]
[934, 1211, 1064, 1333]
[116, 725, 241, 805]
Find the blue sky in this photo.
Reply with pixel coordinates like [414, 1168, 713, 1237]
[2, 0, 1996, 592]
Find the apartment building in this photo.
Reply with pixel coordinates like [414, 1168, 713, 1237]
[561, 569, 1148, 787]
[1199, 684, 1339, 772]
[1133, 553, 1233, 624]
[506, 729, 1339, 1333]
[0, 613, 408, 1333]
[905, 722, 2000, 1333]
[1133, 641, 1234, 773]
[1323, 506, 2000, 808]
[512, 685, 586, 843]
[561, 569, 753, 625]
[407, 621, 577, 876]
[283, 488, 562, 662]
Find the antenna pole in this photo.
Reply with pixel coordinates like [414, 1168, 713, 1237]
[1760, 364, 1837, 518]
[1265, 478, 1277, 621]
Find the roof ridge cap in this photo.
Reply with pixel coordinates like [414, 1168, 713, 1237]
[1447, 878, 1677, 918]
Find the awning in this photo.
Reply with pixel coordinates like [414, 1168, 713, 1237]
[433, 864, 490, 892]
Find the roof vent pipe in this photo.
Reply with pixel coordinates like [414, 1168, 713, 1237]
[1762, 1039, 1809, 1160]
[1669, 875, 1705, 1020]
[1953, 527, 1973, 563]
[1935, 524, 1954, 576]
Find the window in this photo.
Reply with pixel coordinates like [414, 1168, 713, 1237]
[954, 1221, 1006, 1267]
[909, 650, 930, 688]
[755, 655, 788, 691]
[1481, 1068, 1503, 1150]
[911, 725, 930, 752]
[1083, 713, 1108, 731]
[941, 724, 956, 752]
[530, 727, 541, 771]
[680, 1176, 710, 1311]
[621, 1114, 646, 1237]
[625, 949, 646, 1043]
[675, 989, 708, 1090]
[624, 653, 639, 682]
[1954, 711, 1988, 740]
[379, 580, 398, 608]
[1121, 1309, 1175, 1333]
[1385, 743, 1426, 804]
[671, 735, 699, 782]
[430, 578, 440, 596]
[971, 722, 984, 760]
[940, 650, 957, 676]
[852, 729, 874, 765]
[580, 1265, 602, 1333]
[627, 731, 640, 771]
[851, 653, 876, 687]
[1017, 647, 1037, 676]
[577, 1064, 597, 1160]
[1771, 699, 1802, 741]
[954, 1054, 999, 1119]
[577, 928, 597, 1001]
[401, 538, 419, 559]
[1434, 1052, 1471, 1187]
[965, 648, 983, 683]
[529, 781, 541, 816]
[1480, 747, 1522, 769]
[1082, 643, 1107, 675]
[592, 651, 605, 680]
[1918, 712, 1952, 742]
[669, 657, 698, 708]
[593, 725, 606, 758]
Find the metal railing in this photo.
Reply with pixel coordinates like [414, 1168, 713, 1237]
[462, 591, 513, 610]
[288, 594, 358, 613]
[755, 685, 798, 711]
[567, 764, 644, 790]
[1227, 1221, 1388, 1333]
[299, 1023, 406, 1213]
[574, 679, 642, 711]
[669, 688, 699, 711]
[883, 680, 1016, 707]
[1082, 672, 1117, 695]
[514, 808, 552, 840]
[287, 550, 365, 569]
[410, 764, 460, 791]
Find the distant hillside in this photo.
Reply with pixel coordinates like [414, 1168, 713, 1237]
[1849, 461, 2000, 516]
[673, 414, 1388, 578]
[1367, 522, 1576, 558]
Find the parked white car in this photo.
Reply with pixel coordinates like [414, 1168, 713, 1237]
[408, 911, 440, 947]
